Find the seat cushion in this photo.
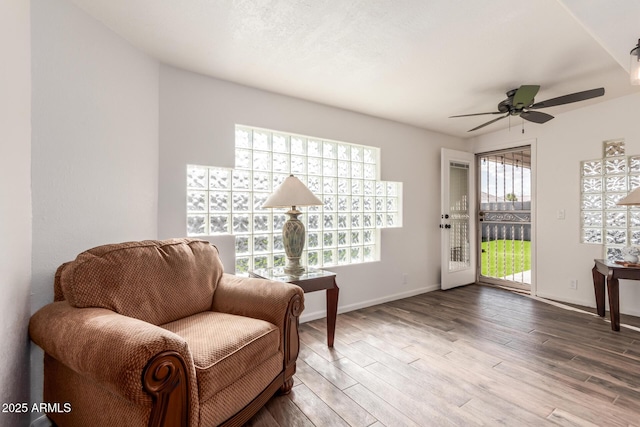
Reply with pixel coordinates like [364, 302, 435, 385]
[59, 238, 223, 325]
[161, 311, 281, 403]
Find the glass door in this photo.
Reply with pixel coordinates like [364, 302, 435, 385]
[477, 147, 532, 290]
[441, 148, 476, 290]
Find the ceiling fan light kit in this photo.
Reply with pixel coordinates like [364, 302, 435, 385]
[450, 85, 605, 132]
[631, 38, 640, 85]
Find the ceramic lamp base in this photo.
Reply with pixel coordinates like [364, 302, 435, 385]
[283, 208, 306, 275]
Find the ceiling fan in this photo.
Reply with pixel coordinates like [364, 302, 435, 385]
[450, 85, 605, 132]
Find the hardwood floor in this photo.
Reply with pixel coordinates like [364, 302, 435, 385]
[246, 284, 640, 426]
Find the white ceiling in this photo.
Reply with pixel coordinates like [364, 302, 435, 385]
[69, 0, 640, 138]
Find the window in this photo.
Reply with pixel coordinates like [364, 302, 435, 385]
[187, 125, 402, 273]
[581, 139, 640, 260]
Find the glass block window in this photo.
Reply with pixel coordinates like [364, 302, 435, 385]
[581, 139, 640, 261]
[187, 126, 403, 273]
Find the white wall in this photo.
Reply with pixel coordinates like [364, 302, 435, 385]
[159, 65, 467, 320]
[472, 93, 640, 316]
[0, 0, 31, 426]
[30, 0, 159, 409]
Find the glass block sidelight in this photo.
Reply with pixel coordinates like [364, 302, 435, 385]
[605, 158, 626, 175]
[605, 193, 626, 210]
[274, 254, 286, 267]
[605, 176, 626, 192]
[582, 177, 603, 193]
[606, 246, 623, 261]
[209, 192, 230, 212]
[209, 168, 231, 190]
[187, 191, 207, 212]
[582, 160, 602, 176]
[582, 194, 603, 210]
[291, 137, 306, 155]
[604, 140, 625, 157]
[606, 212, 627, 228]
[579, 139, 640, 261]
[583, 228, 603, 244]
[272, 134, 289, 153]
[606, 229, 626, 245]
[187, 166, 208, 189]
[187, 215, 207, 235]
[186, 126, 403, 271]
[236, 236, 250, 254]
[582, 211, 603, 227]
[306, 251, 319, 267]
[630, 156, 640, 173]
[210, 215, 230, 234]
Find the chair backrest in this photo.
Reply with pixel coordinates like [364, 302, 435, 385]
[57, 238, 223, 325]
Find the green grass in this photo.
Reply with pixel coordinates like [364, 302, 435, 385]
[481, 240, 531, 278]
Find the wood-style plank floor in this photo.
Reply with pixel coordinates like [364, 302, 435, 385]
[246, 284, 640, 427]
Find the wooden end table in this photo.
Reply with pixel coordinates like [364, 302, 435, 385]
[249, 267, 339, 347]
[592, 258, 640, 331]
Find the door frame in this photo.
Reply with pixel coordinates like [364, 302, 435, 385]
[474, 138, 537, 296]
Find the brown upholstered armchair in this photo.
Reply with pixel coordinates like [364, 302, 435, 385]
[29, 238, 304, 427]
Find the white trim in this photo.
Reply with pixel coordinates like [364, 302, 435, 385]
[534, 290, 595, 308]
[530, 293, 640, 333]
[299, 284, 440, 323]
[535, 290, 640, 318]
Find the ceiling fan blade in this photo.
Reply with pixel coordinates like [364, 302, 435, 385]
[468, 113, 509, 132]
[513, 85, 540, 108]
[530, 87, 605, 109]
[450, 111, 503, 118]
[520, 110, 554, 124]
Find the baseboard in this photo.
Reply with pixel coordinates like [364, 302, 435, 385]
[534, 291, 640, 318]
[534, 291, 595, 309]
[300, 284, 439, 323]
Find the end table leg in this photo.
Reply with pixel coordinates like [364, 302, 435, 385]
[326, 280, 339, 347]
[607, 276, 620, 331]
[592, 265, 605, 317]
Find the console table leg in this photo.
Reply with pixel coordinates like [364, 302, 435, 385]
[326, 281, 339, 347]
[592, 265, 605, 317]
[607, 276, 620, 331]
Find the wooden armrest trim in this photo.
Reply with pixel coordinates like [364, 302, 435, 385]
[143, 351, 190, 427]
[281, 293, 303, 394]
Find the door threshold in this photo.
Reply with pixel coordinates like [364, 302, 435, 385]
[477, 281, 531, 295]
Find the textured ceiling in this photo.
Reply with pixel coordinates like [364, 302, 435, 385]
[70, 0, 640, 138]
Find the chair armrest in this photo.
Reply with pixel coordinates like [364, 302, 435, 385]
[29, 301, 194, 405]
[212, 274, 304, 331]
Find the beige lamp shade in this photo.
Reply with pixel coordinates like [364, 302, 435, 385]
[262, 175, 322, 208]
[617, 187, 640, 205]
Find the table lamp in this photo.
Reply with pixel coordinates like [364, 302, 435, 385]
[262, 174, 323, 275]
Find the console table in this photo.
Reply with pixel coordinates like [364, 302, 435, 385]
[249, 267, 339, 347]
[592, 259, 639, 331]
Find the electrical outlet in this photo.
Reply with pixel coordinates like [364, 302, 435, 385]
[570, 279, 578, 289]
[402, 273, 409, 285]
